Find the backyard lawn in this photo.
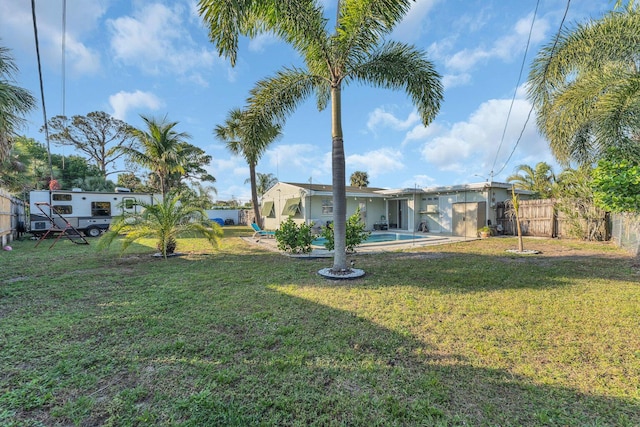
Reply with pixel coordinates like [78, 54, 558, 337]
[0, 227, 638, 426]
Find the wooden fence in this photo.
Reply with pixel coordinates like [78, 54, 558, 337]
[496, 198, 609, 240]
[0, 188, 27, 246]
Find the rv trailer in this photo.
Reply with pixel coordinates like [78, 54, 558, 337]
[29, 188, 157, 237]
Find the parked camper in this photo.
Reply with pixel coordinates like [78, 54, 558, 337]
[29, 189, 157, 237]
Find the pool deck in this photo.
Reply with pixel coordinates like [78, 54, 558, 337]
[243, 231, 477, 257]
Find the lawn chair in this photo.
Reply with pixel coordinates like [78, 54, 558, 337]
[251, 223, 275, 240]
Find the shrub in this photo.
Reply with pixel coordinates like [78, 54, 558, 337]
[321, 208, 371, 253]
[275, 218, 313, 254]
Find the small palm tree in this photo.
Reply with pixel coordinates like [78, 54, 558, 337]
[506, 162, 555, 198]
[350, 171, 369, 188]
[254, 172, 278, 199]
[97, 192, 223, 259]
[122, 115, 194, 197]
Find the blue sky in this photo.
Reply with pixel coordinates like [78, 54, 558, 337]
[1, 0, 613, 203]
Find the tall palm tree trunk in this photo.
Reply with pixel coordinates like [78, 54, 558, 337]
[331, 84, 347, 271]
[249, 162, 262, 228]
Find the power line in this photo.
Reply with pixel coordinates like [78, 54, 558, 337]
[492, 0, 572, 178]
[31, 0, 53, 180]
[490, 0, 540, 178]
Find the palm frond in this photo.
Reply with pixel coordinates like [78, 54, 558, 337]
[349, 41, 442, 125]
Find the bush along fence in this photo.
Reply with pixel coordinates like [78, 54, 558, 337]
[496, 198, 609, 241]
[0, 188, 27, 246]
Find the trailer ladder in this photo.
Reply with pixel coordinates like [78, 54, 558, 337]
[33, 202, 90, 248]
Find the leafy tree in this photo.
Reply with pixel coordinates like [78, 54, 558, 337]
[0, 44, 36, 163]
[275, 218, 313, 254]
[254, 172, 278, 199]
[164, 145, 216, 192]
[70, 176, 116, 192]
[554, 167, 608, 240]
[97, 192, 223, 259]
[506, 162, 555, 198]
[46, 111, 137, 176]
[122, 115, 198, 197]
[528, 10, 640, 166]
[199, 0, 443, 272]
[116, 172, 147, 193]
[350, 171, 369, 188]
[592, 148, 640, 212]
[320, 208, 371, 253]
[215, 108, 281, 229]
[0, 136, 108, 193]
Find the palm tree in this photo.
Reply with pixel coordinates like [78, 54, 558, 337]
[350, 171, 369, 188]
[215, 108, 281, 229]
[122, 115, 194, 197]
[198, 0, 443, 273]
[506, 162, 555, 198]
[254, 172, 278, 198]
[527, 9, 640, 166]
[97, 192, 223, 259]
[0, 44, 36, 163]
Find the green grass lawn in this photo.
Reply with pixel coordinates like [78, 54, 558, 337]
[1, 227, 638, 426]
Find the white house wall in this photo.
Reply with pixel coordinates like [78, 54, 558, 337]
[261, 183, 388, 231]
[259, 182, 529, 233]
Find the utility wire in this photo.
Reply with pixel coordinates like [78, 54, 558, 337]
[31, 0, 53, 180]
[492, 0, 572, 178]
[61, 0, 67, 169]
[490, 0, 540, 179]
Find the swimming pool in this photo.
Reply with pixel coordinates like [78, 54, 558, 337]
[312, 233, 426, 246]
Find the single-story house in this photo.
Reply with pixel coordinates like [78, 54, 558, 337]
[260, 181, 531, 237]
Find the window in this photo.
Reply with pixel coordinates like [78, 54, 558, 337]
[262, 201, 275, 218]
[53, 205, 72, 215]
[52, 194, 72, 201]
[123, 198, 136, 210]
[321, 198, 333, 215]
[91, 201, 111, 217]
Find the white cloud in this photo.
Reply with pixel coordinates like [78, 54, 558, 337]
[265, 144, 327, 178]
[367, 108, 421, 133]
[403, 122, 444, 145]
[346, 148, 404, 178]
[109, 90, 163, 121]
[445, 13, 550, 72]
[400, 174, 437, 189]
[392, 0, 440, 42]
[0, 0, 103, 75]
[248, 33, 279, 52]
[108, 3, 217, 79]
[441, 73, 472, 89]
[418, 91, 547, 179]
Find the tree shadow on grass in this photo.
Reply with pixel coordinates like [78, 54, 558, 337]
[0, 242, 640, 426]
[2, 247, 638, 426]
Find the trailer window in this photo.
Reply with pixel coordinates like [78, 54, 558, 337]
[52, 194, 72, 201]
[53, 205, 72, 215]
[123, 198, 136, 210]
[91, 202, 111, 217]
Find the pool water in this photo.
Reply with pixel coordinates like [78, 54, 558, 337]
[312, 233, 426, 246]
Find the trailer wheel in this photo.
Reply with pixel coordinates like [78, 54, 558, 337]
[85, 226, 102, 238]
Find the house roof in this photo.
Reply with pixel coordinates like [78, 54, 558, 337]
[283, 182, 387, 195]
[420, 181, 533, 194]
[278, 181, 533, 197]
